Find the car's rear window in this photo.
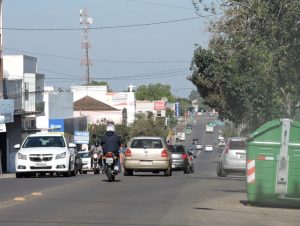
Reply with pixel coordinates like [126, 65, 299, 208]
[169, 145, 185, 153]
[23, 136, 66, 148]
[229, 141, 246, 150]
[131, 139, 163, 149]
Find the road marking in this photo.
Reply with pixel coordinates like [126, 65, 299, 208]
[14, 197, 26, 201]
[32, 192, 43, 196]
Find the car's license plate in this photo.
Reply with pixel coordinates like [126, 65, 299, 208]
[106, 158, 113, 164]
[140, 161, 153, 166]
[35, 163, 47, 167]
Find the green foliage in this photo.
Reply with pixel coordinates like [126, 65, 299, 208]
[190, 0, 300, 131]
[88, 80, 109, 86]
[130, 113, 168, 138]
[135, 83, 176, 102]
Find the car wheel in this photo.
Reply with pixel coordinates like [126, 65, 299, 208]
[63, 161, 72, 177]
[164, 165, 172, 176]
[123, 168, 133, 176]
[16, 173, 23, 178]
[183, 166, 189, 174]
[83, 171, 87, 174]
[217, 163, 226, 177]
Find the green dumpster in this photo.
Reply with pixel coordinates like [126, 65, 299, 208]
[247, 118, 300, 207]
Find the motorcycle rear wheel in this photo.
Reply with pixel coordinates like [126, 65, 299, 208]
[106, 167, 113, 182]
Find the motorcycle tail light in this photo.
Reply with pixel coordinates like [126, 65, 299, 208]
[125, 149, 131, 157]
[106, 152, 113, 157]
[181, 153, 188, 159]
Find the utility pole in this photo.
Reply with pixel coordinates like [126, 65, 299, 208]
[79, 7, 93, 85]
[0, 0, 3, 99]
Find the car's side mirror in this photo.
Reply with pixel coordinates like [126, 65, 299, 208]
[14, 144, 21, 149]
[69, 143, 76, 148]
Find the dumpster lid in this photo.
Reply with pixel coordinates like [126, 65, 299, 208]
[248, 119, 300, 142]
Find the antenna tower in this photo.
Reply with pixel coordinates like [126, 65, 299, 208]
[79, 7, 93, 85]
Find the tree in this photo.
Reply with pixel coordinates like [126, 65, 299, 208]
[190, 0, 300, 130]
[130, 113, 168, 137]
[135, 83, 176, 102]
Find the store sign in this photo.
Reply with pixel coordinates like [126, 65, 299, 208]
[74, 131, 89, 144]
[49, 119, 64, 132]
[0, 99, 14, 123]
[175, 102, 180, 118]
[154, 101, 166, 110]
[0, 124, 6, 133]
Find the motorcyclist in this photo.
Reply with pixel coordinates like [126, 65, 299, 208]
[89, 134, 103, 170]
[100, 124, 121, 171]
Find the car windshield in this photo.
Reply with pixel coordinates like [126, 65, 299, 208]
[131, 139, 163, 149]
[23, 136, 66, 148]
[229, 141, 246, 150]
[79, 152, 91, 158]
[170, 145, 185, 153]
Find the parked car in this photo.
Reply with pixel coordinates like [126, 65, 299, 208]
[14, 133, 82, 178]
[217, 137, 247, 177]
[169, 144, 193, 174]
[123, 137, 172, 176]
[78, 150, 92, 174]
[204, 145, 213, 152]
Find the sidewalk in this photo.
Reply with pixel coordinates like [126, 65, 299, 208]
[0, 173, 15, 179]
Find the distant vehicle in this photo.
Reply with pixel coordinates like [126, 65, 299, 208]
[169, 144, 193, 174]
[176, 132, 186, 141]
[123, 136, 172, 176]
[206, 123, 214, 133]
[204, 145, 213, 152]
[78, 150, 92, 174]
[218, 140, 226, 147]
[14, 133, 81, 178]
[217, 137, 247, 177]
[196, 142, 202, 150]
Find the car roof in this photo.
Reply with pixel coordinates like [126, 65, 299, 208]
[131, 136, 164, 140]
[28, 133, 63, 137]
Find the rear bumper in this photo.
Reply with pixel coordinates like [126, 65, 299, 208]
[124, 159, 170, 171]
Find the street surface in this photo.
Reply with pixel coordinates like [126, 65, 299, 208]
[0, 116, 299, 226]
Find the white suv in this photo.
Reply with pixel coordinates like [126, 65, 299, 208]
[14, 133, 78, 178]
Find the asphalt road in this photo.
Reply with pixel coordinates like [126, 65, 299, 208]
[0, 149, 299, 226]
[0, 116, 299, 226]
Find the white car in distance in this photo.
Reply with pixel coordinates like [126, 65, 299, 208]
[204, 145, 213, 152]
[14, 133, 78, 178]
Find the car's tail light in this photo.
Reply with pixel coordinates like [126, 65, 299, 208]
[182, 153, 188, 159]
[125, 149, 132, 157]
[161, 149, 168, 157]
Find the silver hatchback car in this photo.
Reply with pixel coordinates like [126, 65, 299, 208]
[217, 137, 247, 177]
[123, 137, 172, 176]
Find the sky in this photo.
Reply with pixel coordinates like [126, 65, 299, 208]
[3, 0, 218, 98]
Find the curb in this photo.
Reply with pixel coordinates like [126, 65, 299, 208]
[0, 173, 15, 179]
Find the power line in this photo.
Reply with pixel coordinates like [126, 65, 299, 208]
[2, 14, 221, 31]
[5, 47, 191, 64]
[40, 67, 190, 80]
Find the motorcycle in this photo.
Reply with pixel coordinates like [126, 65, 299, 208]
[90, 145, 103, 174]
[103, 152, 119, 182]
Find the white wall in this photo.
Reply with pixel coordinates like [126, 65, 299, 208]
[3, 55, 37, 79]
[36, 91, 73, 129]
